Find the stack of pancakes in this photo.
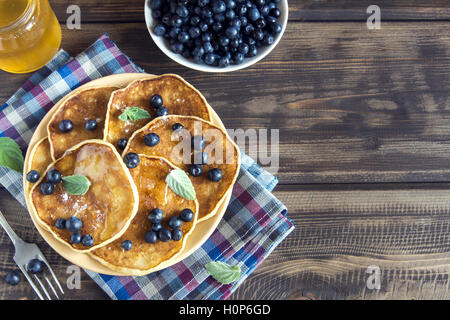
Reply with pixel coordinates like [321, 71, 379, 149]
[26, 74, 240, 275]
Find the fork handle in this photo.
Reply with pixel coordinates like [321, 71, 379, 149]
[0, 209, 22, 246]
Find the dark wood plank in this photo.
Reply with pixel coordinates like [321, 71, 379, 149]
[50, 0, 450, 22]
[231, 183, 450, 300]
[2, 21, 450, 185]
[0, 190, 109, 300]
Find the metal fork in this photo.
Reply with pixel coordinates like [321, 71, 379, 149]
[0, 209, 64, 300]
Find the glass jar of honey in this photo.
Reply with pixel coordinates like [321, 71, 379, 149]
[0, 0, 62, 73]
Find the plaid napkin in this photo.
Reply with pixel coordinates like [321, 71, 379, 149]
[0, 34, 294, 300]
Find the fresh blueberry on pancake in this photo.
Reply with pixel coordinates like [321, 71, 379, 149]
[47, 169, 62, 184]
[148, 208, 163, 224]
[144, 133, 160, 147]
[5, 271, 20, 286]
[82, 235, 94, 247]
[70, 233, 82, 244]
[27, 259, 43, 274]
[124, 152, 140, 169]
[85, 119, 98, 131]
[208, 168, 223, 182]
[117, 138, 128, 150]
[26, 170, 40, 183]
[65, 217, 82, 233]
[40, 182, 54, 195]
[58, 119, 73, 133]
[180, 209, 194, 222]
[156, 106, 168, 117]
[150, 94, 163, 108]
[158, 228, 172, 242]
[189, 164, 203, 177]
[152, 222, 162, 232]
[144, 231, 158, 244]
[168, 216, 182, 229]
[55, 218, 65, 229]
[172, 123, 184, 131]
[122, 240, 132, 251]
[172, 229, 183, 241]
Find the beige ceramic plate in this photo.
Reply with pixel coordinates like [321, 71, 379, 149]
[23, 73, 233, 276]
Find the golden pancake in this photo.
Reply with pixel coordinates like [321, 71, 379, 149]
[29, 140, 139, 252]
[103, 74, 212, 149]
[124, 115, 240, 222]
[90, 155, 199, 275]
[25, 137, 52, 195]
[47, 86, 119, 160]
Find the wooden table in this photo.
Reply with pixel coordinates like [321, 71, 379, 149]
[1, 0, 450, 300]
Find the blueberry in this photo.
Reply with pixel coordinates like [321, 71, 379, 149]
[47, 169, 62, 184]
[260, 5, 270, 16]
[268, 2, 276, 9]
[153, 23, 166, 36]
[191, 135, 206, 150]
[26, 170, 40, 183]
[124, 152, 140, 169]
[225, 9, 235, 20]
[219, 36, 230, 47]
[255, 17, 266, 29]
[176, 5, 189, 17]
[205, 16, 214, 25]
[226, 26, 239, 39]
[172, 123, 184, 131]
[158, 228, 172, 242]
[269, 7, 280, 18]
[117, 138, 128, 150]
[55, 218, 66, 229]
[253, 29, 264, 41]
[208, 168, 223, 182]
[244, 24, 254, 35]
[70, 233, 82, 244]
[194, 152, 209, 165]
[150, 94, 163, 108]
[144, 230, 158, 244]
[152, 222, 163, 232]
[162, 13, 171, 25]
[219, 56, 230, 67]
[169, 26, 180, 38]
[212, 21, 223, 32]
[171, 15, 183, 27]
[170, 41, 184, 54]
[202, 32, 213, 42]
[202, 7, 213, 18]
[270, 21, 282, 34]
[5, 270, 20, 286]
[65, 216, 82, 233]
[168, 216, 183, 229]
[178, 31, 190, 43]
[144, 133, 160, 147]
[263, 33, 274, 45]
[199, 22, 209, 32]
[230, 38, 240, 48]
[190, 15, 201, 25]
[152, 9, 162, 19]
[212, 0, 226, 14]
[180, 208, 194, 222]
[40, 182, 54, 195]
[58, 120, 73, 133]
[150, 0, 162, 9]
[27, 259, 43, 274]
[85, 119, 97, 131]
[204, 53, 216, 65]
[233, 52, 245, 64]
[226, 0, 236, 9]
[248, 7, 260, 21]
[189, 164, 203, 177]
[122, 240, 132, 251]
[82, 235, 94, 247]
[236, 4, 247, 16]
[254, 0, 265, 6]
[192, 46, 205, 57]
[198, 0, 209, 7]
[203, 41, 214, 53]
[172, 228, 183, 241]
[238, 43, 249, 54]
[266, 15, 277, 24]
[247, 44, 258, 57]
[229, 18, 242, 29]
[156, 106, 169, 117]
[148, 208, 163, 223]
[240, 16, 248, 26]
[189, 26, 201, 38]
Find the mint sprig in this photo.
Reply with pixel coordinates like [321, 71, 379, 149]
[165, 169, 196, 200]
[62, 175, 91, 195]
[118, 107, 151, 122]
[205, 261, 241, 284]
[0, 137, 24, 173]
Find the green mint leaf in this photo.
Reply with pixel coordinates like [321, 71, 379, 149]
[62, 175, 91, 195]
[205, 261, 241, 284]
[165, 169, 196, 200]
[0, 137, 24, 173]
[118, 107, 151, 122]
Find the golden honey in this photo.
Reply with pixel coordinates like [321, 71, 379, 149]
[0, 0, 62, 73]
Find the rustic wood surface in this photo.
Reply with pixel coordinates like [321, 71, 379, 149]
[0, 0, 450, 300]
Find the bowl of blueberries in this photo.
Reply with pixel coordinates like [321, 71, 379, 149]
[145, 0, 288, 72]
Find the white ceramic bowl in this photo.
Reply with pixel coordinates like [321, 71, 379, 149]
[144, 0, 288, 72]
